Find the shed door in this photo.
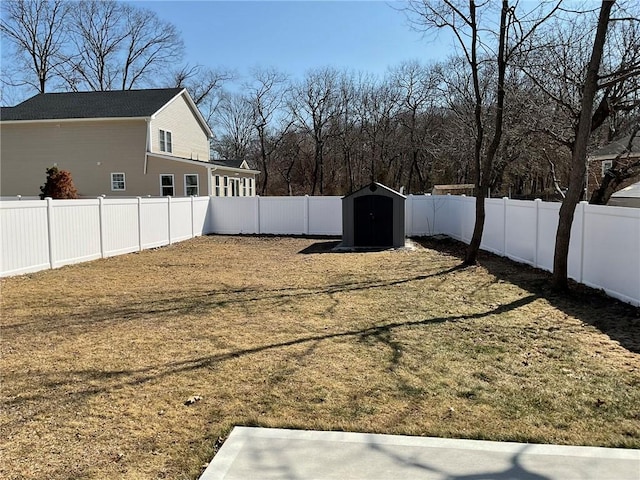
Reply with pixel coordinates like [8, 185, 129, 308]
[354, 195, 393, 247]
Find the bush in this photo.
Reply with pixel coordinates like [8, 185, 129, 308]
[39, 166, 79, 199]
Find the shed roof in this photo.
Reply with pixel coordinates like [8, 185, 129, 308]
[611, 181, 640, 199]
[0, 88, 184, 121]
[342, 182, 406, 200]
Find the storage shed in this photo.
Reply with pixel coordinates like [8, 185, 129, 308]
[342, 182, 406, 248]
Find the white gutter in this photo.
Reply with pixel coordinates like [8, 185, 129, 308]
[0, 116, 149, 125]
[211, 164, 261, 175]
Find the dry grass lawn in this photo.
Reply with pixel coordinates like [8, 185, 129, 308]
[1, 235, 639, 479]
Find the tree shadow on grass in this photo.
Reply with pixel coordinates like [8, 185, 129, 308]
[2, 265, 465, 336]
[413, 236, 640, 354]
[2, 294, 538, 411]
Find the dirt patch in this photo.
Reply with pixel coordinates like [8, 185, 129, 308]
[1, 235, 639, 479]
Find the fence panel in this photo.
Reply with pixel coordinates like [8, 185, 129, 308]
[139, 198, 170, 249]
[406, 195, 443, 236]
[582, 205, 640, 305]
[260, 197, 307, 234]
[460, 196, 477, 243]
[51, 199, 101, 268]
[102, 198, 140, 257]
[504, 200, 537, 266]
[193, 197, 210, 236]
[308, 196, 342, 235]
[535, 202, 560, 272]
[209, 197, 258, 234]
[170, 198, 194, 243]
[481, 199, 507, 256]
[0, 200, 50, 276]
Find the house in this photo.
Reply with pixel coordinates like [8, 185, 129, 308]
[0, 88, 259, 198]
[587, 134, 640, 201]
[431, 184, 475, 196]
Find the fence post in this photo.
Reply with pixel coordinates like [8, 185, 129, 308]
[167, 196, 172, 245]
[137, 197, 143, 251]
[534, 198, 541, 268]
[190, 196, 195, 238]
[579, 201, 588, 283]
[503, 197, 508, 256]
[304, 195, 310, 235]
[255, 195, 261, 234]
[98, 196, 105, 258]
[46, 197, 54, 269]
[406, 194, 413, 237]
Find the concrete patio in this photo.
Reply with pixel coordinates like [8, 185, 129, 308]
[200, 427, 640, 480]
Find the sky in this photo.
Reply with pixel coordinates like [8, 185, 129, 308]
[136, 0, 455, 82]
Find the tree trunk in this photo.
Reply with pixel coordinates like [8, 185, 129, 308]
[259, 128, 269, 195]
[465, 0, 508, 265]
[552, 0, 614, 290]
[589, 173, 619, 205]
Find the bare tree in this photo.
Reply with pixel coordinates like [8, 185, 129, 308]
[389, 61, 440, 193]
[245, 67, 292, 194]
[211, 92, 255, 160]
[289, 67, 341, 195]
[61, 0, 183, 91]
[0, 0, 69, 93]
[406, 0, 561, 265]
[172, 63, 234, 133]
[358, 75, 401, 187]
[552, 0, 615, 290]
[119, 5, 183, 90]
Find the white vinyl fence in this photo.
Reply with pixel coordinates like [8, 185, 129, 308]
[1, 194, 638, 306]
[0, 196, 210, 277]
[406, 195, 640, 307]
[209, 195, 342, 235]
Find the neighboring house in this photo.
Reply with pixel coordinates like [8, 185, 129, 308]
[431, 184, 475, 196]
[210, 159, 259, 197]
[587, 134, 640, 201]
[0, 88, 259, 198]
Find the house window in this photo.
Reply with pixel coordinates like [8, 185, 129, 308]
[223, 176, 229, 196]
[111, 172, 125, 191]
[602, 160, 613, 177]
[230, 178, 240, 197]
[160, 174, 174, 196]
[248, 178, 255, 196]
[159, 129, 172, 153]
[242, 178, 247, 197]
[185, 174, 199, 196]
[214, 175, 221, 196]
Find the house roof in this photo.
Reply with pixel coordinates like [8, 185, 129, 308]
[212, 159, 247, 169]
[591, 134, 640, 159]
[210, 158, 260, 175]
[0, 88, 185, 121]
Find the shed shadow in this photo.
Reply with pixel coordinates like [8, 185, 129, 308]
[298, 240, 416, 254]
[298, 240, 342, 254]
